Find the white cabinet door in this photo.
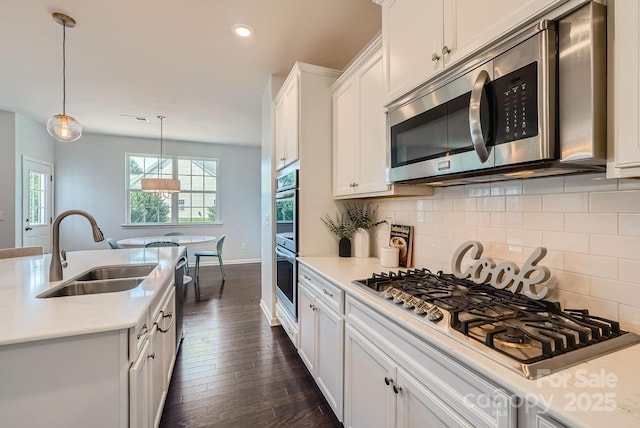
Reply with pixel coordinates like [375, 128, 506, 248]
[275, 74, 300, 170]
[395, 368, 472, 428]
[275, 97, 287, 170]
[130, 339, 151, 428]
[161, 288, 177, 387]
[344, 325, 395, 428]
[443, 0, 565, 67]
[333, 80, 358, 197]
[298, 283, 316, 374]
[357, 52, 389, 194]
[283, 77, 300, 169]
[315, 297, 344, 420]
[380, 0, 565, 101]
[149, 325, 164, 428]
[383, 0, 444, 101]
[612, 0, 640, 174]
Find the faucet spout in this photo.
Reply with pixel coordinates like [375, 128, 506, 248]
[49, 210, 105, 282]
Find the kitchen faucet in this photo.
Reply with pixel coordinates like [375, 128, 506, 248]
[49, 210, 105, 281]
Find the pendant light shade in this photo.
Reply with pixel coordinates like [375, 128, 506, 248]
[48, 12, 82, 142]
[47, 114, 82, 142]
[141, 116, 181, 196]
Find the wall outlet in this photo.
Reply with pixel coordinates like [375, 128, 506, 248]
[241, 242, 247, 250]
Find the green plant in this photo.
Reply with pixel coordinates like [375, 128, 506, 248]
[321, 212, 356, 239]
[344, 202, 384, 230]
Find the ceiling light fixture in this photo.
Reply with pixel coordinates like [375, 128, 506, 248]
[231, 23, 254, 38]
[141, 116, 181, 196]
[47, 12, 82, 143]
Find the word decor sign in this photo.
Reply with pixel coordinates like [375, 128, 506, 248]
[451, 240, 550, 300]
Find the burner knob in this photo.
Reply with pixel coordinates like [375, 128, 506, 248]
[427, 306, 443, 322]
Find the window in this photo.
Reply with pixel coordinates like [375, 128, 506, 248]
[127, 154, 218, 224]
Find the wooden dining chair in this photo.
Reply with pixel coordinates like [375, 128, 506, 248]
[0, 246, 44, 259]
[193, 235, 226, 301]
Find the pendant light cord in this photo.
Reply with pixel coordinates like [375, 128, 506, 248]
[62, 22, 66, 116]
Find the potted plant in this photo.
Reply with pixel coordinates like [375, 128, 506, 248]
[321, 212, 356, 257]
[345, 202, 384, 258]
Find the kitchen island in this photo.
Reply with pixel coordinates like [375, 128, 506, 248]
[298, 256, 640, 428]
[0, 247, 183, 428]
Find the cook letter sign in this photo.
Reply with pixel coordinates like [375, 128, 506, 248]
[451, 240, 550, 300]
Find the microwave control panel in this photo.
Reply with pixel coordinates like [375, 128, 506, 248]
[493, 62, 538, 144]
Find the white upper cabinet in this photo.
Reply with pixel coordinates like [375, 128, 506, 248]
[332, 35, 433, 199]
[275, 73, 300, 170]
[608, 0, 640, 177]
[376, 0, 566, 102]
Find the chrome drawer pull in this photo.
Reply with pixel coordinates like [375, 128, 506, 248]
[322, 288, 334, 297]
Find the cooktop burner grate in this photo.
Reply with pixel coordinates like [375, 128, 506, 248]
[354, 268, 640, 378]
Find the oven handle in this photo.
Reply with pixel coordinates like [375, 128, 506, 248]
[275, 246, 296, 263]
[469, 69, 490, 163]
[275, 189, 296, 199]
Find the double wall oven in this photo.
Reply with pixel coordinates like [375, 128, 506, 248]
[275, 170, 298, 320]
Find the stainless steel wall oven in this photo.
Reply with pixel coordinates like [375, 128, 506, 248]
[274, 170, 298, 320]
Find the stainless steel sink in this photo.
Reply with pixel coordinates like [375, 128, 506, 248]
[73, 264, 157, 281]
[38, 263, 157, 298]
[39, 278, 145, 298]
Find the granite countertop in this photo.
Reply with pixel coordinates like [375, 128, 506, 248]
[0, 247, 183, 346]
[298, 256, 640, 428]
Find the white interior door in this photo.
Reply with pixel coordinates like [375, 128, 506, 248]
[22, 157, 53, 253]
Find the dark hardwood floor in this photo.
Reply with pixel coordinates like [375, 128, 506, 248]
[160, 263, 343, 428]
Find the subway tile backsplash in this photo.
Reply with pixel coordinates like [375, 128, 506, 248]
[370, 173, 640, 332]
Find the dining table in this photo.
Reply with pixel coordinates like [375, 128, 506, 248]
[115, 235, 216, 248]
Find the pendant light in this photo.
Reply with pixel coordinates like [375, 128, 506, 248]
[141, 116, 181, 196]
[47, 12, 82, 142]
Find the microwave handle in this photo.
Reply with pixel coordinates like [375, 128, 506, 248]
[469, 69, 490, 163]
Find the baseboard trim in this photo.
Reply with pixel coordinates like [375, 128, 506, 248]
[260, 299, 280, 326]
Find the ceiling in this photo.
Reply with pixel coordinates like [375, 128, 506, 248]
[0, 0, 381, 146]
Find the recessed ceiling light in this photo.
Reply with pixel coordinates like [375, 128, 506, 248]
[231, 23, 254, 38]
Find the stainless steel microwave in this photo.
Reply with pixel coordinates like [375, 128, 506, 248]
[387, 3, 606, 185]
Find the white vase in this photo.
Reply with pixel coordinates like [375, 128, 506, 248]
[353, 228, 370, 258]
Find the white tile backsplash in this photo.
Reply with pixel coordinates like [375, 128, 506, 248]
[368, 175, 640, 332]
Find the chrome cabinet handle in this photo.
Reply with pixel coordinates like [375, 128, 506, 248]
[147, 353, 155, 359]
[302, 274, 311, 281]
[442, 45, 451, 56]
[393, 385, 402, 394]
[384, 377, 392, 386]
[322, 289, 334, 297]
[431, 52, 440, 62]
[469, 69, 491, 163]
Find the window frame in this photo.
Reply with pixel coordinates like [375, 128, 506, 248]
[125, 152, 220, 226]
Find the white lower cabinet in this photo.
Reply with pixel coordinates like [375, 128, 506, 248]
[344, 324, 472, 428]
[130, 284, 177, 428]
[298, 266, 345, 421]
[345, 295, 517, 428]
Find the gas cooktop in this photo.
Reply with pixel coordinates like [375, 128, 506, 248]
[353, 268, 640, 379]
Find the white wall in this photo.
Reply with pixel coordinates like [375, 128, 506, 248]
[14, 113, 54, 245]
[0, 111, 53, 248]
[53, 132, 261, 264]
[369, 173, 640, 334]
[0, 111, 16, 248]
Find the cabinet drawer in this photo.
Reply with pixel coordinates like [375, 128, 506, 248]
[299, 265, 344, 314]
